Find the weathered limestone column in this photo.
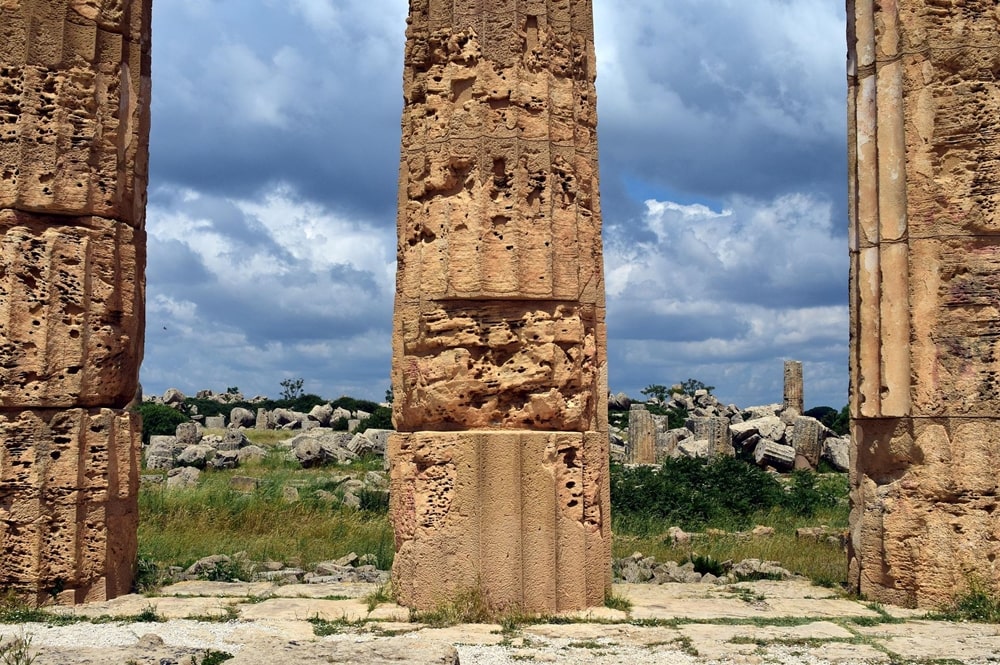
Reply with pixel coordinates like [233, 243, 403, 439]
[627, 405, 656, 464]
[389, 0, 610, 612]
[689, 417, 734, 458]
[0, 0, 150, 603]
[848, 0, 1000, 607]
[783, 360, 803, 415]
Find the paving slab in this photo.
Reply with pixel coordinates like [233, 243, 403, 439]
[159, 581, 278, 597]
[48, 594, 238, 620]
[854, 619, 1000, 661]
[3, 579, 999, 664]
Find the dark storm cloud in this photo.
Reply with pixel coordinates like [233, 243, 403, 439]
[594, 0, 847, 208]
[150, 0, 405, 221]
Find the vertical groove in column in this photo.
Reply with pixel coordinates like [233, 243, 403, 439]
[875, 2, 910, 417]
[847, 0, 860, 420]
[853, 0, 881, 417]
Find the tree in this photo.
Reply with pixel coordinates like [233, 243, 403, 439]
[640, 384, 670, 404]
[678, 378, 714, 395]
[279, 377, 304, 400]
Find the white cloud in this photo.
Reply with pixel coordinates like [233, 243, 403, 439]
[605, 192, 848, 407]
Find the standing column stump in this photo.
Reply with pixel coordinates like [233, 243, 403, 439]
[389, 0, 610, 612]
[0, 0, 151, 603]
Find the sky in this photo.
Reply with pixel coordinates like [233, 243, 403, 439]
[141, 0, 849, 410]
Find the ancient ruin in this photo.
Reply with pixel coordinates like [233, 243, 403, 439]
[783, 360, 803, 415]
[0, 0, 151, 602]
[848, 1, 1000, 606]
[388, 0, 610, 611]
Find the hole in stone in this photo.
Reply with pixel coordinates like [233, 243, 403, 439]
[567, 499, 579, 508]
[524, 15, 539, 52]
[50, 451, 60, 460]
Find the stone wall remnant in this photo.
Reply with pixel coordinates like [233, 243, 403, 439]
[0, 0, 151, 603]
[390, 0, 610, 612]
[848, 0, 1000, 607]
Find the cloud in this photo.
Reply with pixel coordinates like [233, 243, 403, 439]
[140, 0, 851, 409]
[605, 193, 848, 408]
[141, 185, 395, 400]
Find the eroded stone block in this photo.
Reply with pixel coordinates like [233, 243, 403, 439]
[0, 408, 139, 602]
[389, 430, 610, 612]
[0, 211, 144, 408]
[0, 0, 151, 223]
[394, 301, 600, 432]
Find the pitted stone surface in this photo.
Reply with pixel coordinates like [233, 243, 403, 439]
[0, 0, 151, 223]
[0, 211, 143, 407]
[390, 0, 609, 612]
[848, 1, 1000, 606]
[0, 0, 150, 602]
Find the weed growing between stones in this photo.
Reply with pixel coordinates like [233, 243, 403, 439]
[603, 589, 632, 613]
[195, 650, 234, 665]
[0, 630, 34, 665]
[365, 582, 394, 613]
[931, 578, 1000, 623]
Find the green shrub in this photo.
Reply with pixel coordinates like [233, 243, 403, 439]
[135, 403, 189, 444]
[353, 406, 393, 433]
[611, 457, 848, 536]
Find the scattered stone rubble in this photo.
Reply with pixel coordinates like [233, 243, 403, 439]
[142, 421, 392, 475]
[158, 551, 388, 586]
[145, 388, 379, 432]
[614, 552, 795, 585]
[613, 388, 849, 472]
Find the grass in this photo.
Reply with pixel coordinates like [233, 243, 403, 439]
[611, 460, 850, 588]
[0, 630, 34, 665]
[138, 446, 850, 595]
[604, 589, 632, 613]
[138, 448, 393, 575]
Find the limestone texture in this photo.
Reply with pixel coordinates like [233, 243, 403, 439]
[627, 404, 655, 464]
[848, 0, 1000, 606]
[391, 0, 609, 611]
[782, 361, 803, 415]
[0, 0, 150, 602]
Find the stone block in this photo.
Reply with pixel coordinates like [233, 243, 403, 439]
[0, 408, 139, 602]
[791, 416, 823, 467]
[393, 300, 601, 433]
[627, 405, 655, 464]
[0, 0, 152, 224]
[0, 212, 143, 408]
[389, 430, 610, 612]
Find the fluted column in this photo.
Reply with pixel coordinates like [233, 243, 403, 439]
[0, 0, 150, 603]
[783, 360, 804, 415]
[848, 0, 1000, 607]
[390, 0, 610, 612]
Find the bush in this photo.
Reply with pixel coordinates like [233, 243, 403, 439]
[353, 406, 393, 433]
[611, 457, 850, 536]
[135, 403, 188, 444]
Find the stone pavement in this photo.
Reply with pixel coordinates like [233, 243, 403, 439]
[1, 579, 997, 664]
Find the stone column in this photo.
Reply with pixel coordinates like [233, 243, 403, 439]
[689, 417, 734, 458]
[0, 0, 151, 603]
[848, 0, 1000, 607]
[783, 360, 804, 415]
[390, 0, 610, 612]
[627, 405, 656, 465]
